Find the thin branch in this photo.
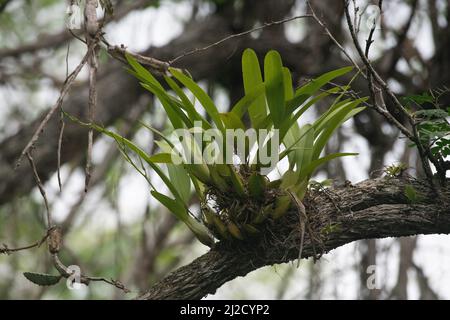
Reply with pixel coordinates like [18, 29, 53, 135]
[169, 14, 314, 65]
[57, 42, 72, 192]
[343, 0, 412, 125]
[0, 233, 50, 255]
[342, 0, 441, 192]
[306, 0, 362, 74]
[104, 42, 171, 73]
[57, 116, 65, 192]
[51, 253, 131, 293]
[84, 0, 100, 193]
[26, 152, 52, 228]
[16, 47, 93, 168]
[385, 0, 418, 76]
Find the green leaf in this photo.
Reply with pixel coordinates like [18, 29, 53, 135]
[151, 190, 189, 221]
[248, 173, 266, 200]
[23, 272, 61, 286]
[283, 122, 302, 169]
[280, 89, 339, 140]
[312, 99, 352, 134]
[167, 165, 191, 205]
[80, 121, 184, 202]
[140, 122, 177, 150]
[220, 112, 245, 130]
[312, 100, 366, 159]
[151, 191, 213, 246]
[230, 83, 265, 119]
[285, 87, 341, 123]
[126, 54, 164, 90]
[264, 50, 285, 128]
[170, 68, 225, 133]
[140, 82, 187, 129]
[148, 153, 173, 163]
[415, 109, 449, 119]
[297, 124, 315, 174]
[242, 48, 267, 128]
[403, 93, 434, 106]
[299, 153, 358, 181]
[404, 185, 421, 203]
[164, 75, 210, 128]
[282, 67, 294, 101]
[280, 169, 299, 190]
[290, 66, 354, 114]
[278, 125, 316, 161]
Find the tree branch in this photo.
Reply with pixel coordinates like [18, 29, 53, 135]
[138, 177, 450, 299]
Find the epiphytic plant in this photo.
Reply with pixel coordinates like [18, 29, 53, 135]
[81, 49, 366, 246]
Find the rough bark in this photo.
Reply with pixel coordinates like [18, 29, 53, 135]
[138, 177, 450, 300]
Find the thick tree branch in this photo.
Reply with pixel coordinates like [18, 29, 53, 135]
[138, 177, 450, 300]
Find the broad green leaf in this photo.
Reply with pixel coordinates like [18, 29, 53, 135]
[184, 163, 212, 185]
[312, 101, 365, 160]
[286, 87, 340, 117]
[230, 83, 265, 119]
[289, 66, 354, 114]
[126, 53, 164, 90]
[167, 164, 192, 205]
[170, 68, 225, 133]
[81, 122, 184, 202]
[297, 124, 314, 174]
[140, 122, 174, 146]
[248, 173, 266, 200]
[313, 98, 366, 140]
[312, 99, 352, 135]
[280, 88, 340, 139]
[279, 125, 315, 161]
[164, 75, 210, 128]
[151, 190, 188, 221]
[148, 153, 173, 163]
[242, 48, 267, 128]
[264, 50, 285, 128]
[283, 121, 302, 169]
[404, 185, 419, 203]
[282, 67, 294, 100]
[220, 112, 245, 130]
[127, 65, 193, 128]
[299, 153, 358, 181]
[23, 272, 61, 286]
[280, 169, 299, 190]
[151, 190, 213, 246]
[140, 82, 187, 129]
